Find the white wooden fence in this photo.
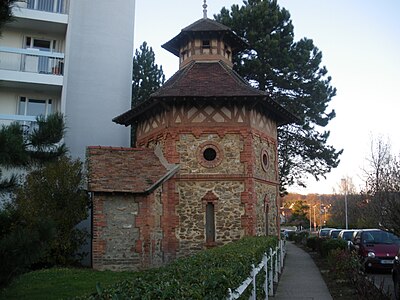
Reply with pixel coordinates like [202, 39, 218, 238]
[227, 239, 286, 300]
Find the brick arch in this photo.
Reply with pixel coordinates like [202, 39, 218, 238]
[201, 190, 219, 204]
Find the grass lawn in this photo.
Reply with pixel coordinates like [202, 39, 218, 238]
[0, 268, 136, 300]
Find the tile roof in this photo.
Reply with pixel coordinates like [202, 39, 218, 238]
[162, 18, 248, 57]
[152, 60, 264, 98]
[87, 146, 179, 194]
[113, 61, 299, 126]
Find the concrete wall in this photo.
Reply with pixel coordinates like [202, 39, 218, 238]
[62, 0, 135, 160]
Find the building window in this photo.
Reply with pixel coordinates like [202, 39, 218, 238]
[27, 0, 64, 13]
[202, 40, 210, 49]
[198, 142, 223, 168]
[25, 37, 58, 74]
[18, 97, 52, 117]
[261, 148, 270, 172]
[203, 147, 217, 161]
[265, 202, 269, 236]
[224, 45, 231, 60]
[206, 202, 215, 243]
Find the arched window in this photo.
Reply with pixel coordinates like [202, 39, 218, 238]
[206, 202, 215, 243]
[265, 196, 269, 236]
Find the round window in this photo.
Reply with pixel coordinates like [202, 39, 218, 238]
[203, 147, 217, 161]
[261, 148, 270, 172]
[198, 142, 223, 168]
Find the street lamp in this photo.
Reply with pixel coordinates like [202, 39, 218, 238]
[341, 178, 348, 229]
[313, 204, 317, 232]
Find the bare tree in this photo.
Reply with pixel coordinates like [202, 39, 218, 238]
[361, 137, 400, 235]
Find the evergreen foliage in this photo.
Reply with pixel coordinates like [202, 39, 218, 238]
[79, 236, 278, 299]
[15, 156, 90, 266]
[287, 200, 309, 227]
[0, 206, 55, 286]
[0, 113, 66, 191]
[0, 114, 88, 284]
[132, 41, 165, 107]
[0, 123, 28, 168]
[215, 0, 342, 193]
[131, 42, 165, 146]
[0, 0, 16, 35]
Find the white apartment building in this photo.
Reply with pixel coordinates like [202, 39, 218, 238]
[0, 0, 135, 265]
[0, 0, 136, 159]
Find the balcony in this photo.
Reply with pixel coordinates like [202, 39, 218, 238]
[10, 1, 69, 34]
[16, 0, 70, 14]
[0, 115, 63, 152]
[0, 47, 64, 88]
[0, 114, 37, 136]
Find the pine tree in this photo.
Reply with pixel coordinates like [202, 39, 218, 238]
[0, 0, 16, 35]
[132, 41, 165, 106]
[0, 113, 66, 193]
[215, 0, 342, 193]
[131, 41, 165, 145]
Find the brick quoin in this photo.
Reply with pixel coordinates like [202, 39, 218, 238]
[160, 179, 179, 263]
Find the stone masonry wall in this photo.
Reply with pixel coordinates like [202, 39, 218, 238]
[175, 181, 245, 258]
[92, 194, 140, 271]
[255, 183, 279, 236]
[92, 187, 164, 271]
[176, 133, 244, 175]
[253, 134, 277, 182]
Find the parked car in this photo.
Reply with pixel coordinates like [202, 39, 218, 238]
[393, 248, 400, 300]
[339, 229, 358, 250]
[348, 229, 362, 251]
[318, 228, 336, 238]
[352, 229, 400, 271]
[328, 229, 342, 239]
[338, 229, 356, 241]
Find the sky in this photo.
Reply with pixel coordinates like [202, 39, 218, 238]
[133, 0, 400, 195]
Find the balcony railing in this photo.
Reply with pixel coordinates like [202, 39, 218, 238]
[0, 115, 63, 152]
[0, 47, 64, 75]
[16, 0, 70, 14]
[0, 114, 38, 137]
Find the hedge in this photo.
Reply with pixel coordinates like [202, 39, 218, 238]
[78, 236, 278, 300]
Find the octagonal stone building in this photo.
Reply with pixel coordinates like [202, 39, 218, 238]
[87, 15, 297, 271]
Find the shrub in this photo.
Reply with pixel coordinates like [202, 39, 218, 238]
[306, 236, 318, 251]
[293, 231, 309, 245]
[286, 230, 296, 241]
[327, 249, 361, 280]
[79, 236, 278, 299]
[320, 239, 347, 257]
[15, 156, 89, 266]
[0, 219, 55, 286]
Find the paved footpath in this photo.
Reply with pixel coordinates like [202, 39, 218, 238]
[274, 241, 333, 300]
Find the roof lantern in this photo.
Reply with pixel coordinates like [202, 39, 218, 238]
[162, 2, 248, 69]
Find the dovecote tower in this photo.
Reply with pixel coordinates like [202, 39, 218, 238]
[88, 3, 297, 271]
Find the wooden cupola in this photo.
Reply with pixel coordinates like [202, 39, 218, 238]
[161, 15, 247, 69]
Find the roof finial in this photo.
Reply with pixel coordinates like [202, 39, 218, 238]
[203, 0, 208, 19]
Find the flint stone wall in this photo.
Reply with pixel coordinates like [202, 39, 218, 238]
[176, 133, 244, 174]
[255, 183, 278, 236]
[176, 181, 245, 258]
